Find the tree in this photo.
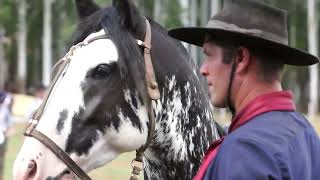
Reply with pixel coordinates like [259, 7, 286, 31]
[42, 0, 54, 86]
[16, 0, 27, 92]
[307, 0, 319, 119]
[188, 0, 198, 66]
[153, 0, 165, 24]
[0, 1, 16, 89]
[0, 27, 6, 90]
[210, 0, 221, 16]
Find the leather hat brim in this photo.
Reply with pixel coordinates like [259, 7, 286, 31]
[168, 27, 319, 66]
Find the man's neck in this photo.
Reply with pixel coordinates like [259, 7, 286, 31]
[233, 80, 282, 116]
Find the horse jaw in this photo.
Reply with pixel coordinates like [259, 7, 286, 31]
[13, 118, 148, 180]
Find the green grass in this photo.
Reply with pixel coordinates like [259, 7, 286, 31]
[4, 123, 143, 180]
[4, 115, 320, 180]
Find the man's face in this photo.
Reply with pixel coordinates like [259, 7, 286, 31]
[200, 41, 233, 108]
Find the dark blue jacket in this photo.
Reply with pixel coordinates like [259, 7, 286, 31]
[204, 111, 320, 180]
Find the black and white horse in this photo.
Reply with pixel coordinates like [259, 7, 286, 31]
[13, 0, 219, 179]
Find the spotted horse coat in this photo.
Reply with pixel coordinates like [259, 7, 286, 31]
[13, 0, 220, 179]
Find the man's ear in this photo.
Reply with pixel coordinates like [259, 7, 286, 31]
[235, 46, 251, 74]
[75, 0, 100, 20]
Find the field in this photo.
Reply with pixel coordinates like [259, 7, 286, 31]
[3, 115, 320, 180]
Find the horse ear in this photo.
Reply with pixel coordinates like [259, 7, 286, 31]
[112, 0, 145, 37]
[112, 0, 147, 103]
[75, 0, 100, 20]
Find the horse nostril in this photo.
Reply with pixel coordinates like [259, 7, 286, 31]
[26, 160, 37, 178]
[62, 169, 71, 175]
[57, 169, 76, 180]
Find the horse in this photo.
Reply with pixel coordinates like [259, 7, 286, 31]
[13, 0, 220, 179]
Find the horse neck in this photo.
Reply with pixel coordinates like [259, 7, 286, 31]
[139, 28, 218, 179]
[143, 75, 218, 180]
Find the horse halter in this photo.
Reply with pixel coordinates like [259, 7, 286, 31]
[24, 19, 159, 180]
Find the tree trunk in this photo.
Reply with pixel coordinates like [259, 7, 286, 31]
[17, 0, 27, 92]
[153, 0, 164, 24]
[287, 0, 300, 111]
[179, 0, 189, 26]
[0, 27, 6, 90]
[307, 0, 319, 120]
[201, 0, 210, 25]
[188, 0, 198, 66]
[210, 0, 221, 16]
[43, 0, 53, 86]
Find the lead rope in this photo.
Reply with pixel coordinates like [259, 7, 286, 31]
[130, 19, 160, 180]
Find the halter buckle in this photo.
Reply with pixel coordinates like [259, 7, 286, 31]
[130, 159, 143, 180]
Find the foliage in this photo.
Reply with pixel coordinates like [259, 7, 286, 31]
[0, 0, 18, 83]
[164, 0, 182, 28]
[0, 0, 319, 111]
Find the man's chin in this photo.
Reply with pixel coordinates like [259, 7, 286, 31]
[211, 99, 227, 108]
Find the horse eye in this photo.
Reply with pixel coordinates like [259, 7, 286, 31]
[92, 64, 112, 79]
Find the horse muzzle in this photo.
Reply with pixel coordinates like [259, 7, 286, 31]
[13, 158, 76, 180]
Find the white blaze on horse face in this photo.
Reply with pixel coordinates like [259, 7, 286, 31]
[37, 30, 119, 139]
[13, 30, 125, 178]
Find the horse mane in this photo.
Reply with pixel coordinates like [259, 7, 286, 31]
[70, 7, 147, 100]
[147, 19, 197, 69]
[70, 6, 197, 75]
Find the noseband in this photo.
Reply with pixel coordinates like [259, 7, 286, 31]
[24, 19, 159, 180]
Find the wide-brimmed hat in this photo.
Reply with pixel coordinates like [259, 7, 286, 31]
[168, 0, 319, 66]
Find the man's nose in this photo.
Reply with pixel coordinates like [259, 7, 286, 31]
[200, 63, 209, 76]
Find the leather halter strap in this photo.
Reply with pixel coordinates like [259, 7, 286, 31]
[24, 40, 97, 180]
[24, 19, 159, 180]
[130, 19, 159, 180]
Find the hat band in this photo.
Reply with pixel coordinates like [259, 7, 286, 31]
[206, 20, 288, 45]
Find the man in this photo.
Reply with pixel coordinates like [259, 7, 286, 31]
[26, 83, 47, 119]
[169, 0, 320, 179]
[0, 88, 13, 180]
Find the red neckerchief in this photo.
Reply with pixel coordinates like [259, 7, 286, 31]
[193, 91, 296, 180]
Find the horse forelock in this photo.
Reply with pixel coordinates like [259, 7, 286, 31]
[71, 6, 148, 102]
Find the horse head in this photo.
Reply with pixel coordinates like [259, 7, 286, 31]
[13, 0, 219, 179]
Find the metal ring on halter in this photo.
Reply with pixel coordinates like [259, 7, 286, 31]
[130, 159, 144, 180]
[131, 159, 143, 170]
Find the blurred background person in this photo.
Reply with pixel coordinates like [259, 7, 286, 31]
[26, 83, 47, 119]
[0, 83, 14, 180]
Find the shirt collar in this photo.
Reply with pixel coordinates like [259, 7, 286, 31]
[228, 90, 296, 133]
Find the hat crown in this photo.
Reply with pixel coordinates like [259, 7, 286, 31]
[212, 0, 288, 44]
[168, 0, 319, 66]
